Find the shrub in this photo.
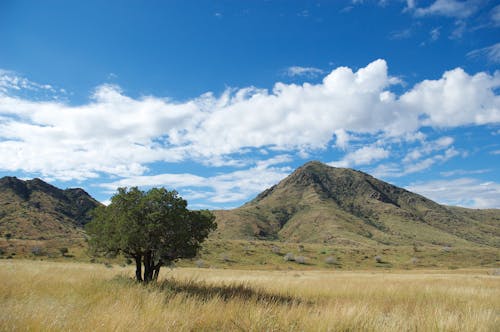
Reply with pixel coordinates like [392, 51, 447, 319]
[325, 256, 336, 265]
[31, 246, 43, 256]
[0, 248, 4, 256]
[125, 258, 133, 265]
[5, 233, 12, 240]
[271, 245, 281, 255]
[220, 253, 231, 262]
[295, 256, 306, 264]
[298, 245, 305, 252]
[410, 257, 419, 265]
[195, 259, 206, 268]
[374, 255, 383, 263]
[283, 253, 294, 261]
[59, 247, 69, 256]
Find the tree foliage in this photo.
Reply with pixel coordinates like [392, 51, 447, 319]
[86, 187, 216, 282]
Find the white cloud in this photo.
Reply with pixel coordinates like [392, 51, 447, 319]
[491, 4, 500, 26]
[0, 60, 498, 182]
[413, 0, 480, 19]
[406, 178, 500, 208]
[467, 43, 500, 64]
[430, 27, 441, 41]
[285, 66, 324, 78]
[329, 146, 390, 168]
[402, 136, 454, 163]
[389, 28, 412, 40]
[371, 139, 459, 178]
[403, 147, 459, 174]
[440, 169, 490, 177]
[0, 69, 55, 94]
[400, 67, 500, 127]
[99, 158, 292, 204]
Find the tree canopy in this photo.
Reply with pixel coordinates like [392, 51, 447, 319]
[86, 187, 216, 282]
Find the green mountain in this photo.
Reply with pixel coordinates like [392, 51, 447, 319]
[213, 161, 500, 248]
[0, 176, 101, 240]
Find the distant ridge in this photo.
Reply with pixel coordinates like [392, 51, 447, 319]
[213, 161, 500, 248]
[0, 176, 101, 240]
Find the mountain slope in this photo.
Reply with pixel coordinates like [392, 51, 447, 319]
[0, 176, 101, 240]
[213, 161, 500, 248]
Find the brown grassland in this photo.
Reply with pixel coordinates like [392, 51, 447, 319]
[1, 260, 499, 331]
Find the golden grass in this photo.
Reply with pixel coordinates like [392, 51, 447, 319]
[1, 260, 499, 331]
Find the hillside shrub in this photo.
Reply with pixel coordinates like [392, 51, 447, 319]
[295, 256, 306, 264]
[31, 246, 43, 256]
[271, 245, 281, 255]
[374, 255, 383, 263]
[325, 256, 336, 265]
[59, 247, 69, 256]
[283, 253, 294, 261]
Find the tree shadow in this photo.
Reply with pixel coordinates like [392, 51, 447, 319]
[157, 278, 303, 305]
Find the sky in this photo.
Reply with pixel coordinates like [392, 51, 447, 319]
[0, 0, 499, 209]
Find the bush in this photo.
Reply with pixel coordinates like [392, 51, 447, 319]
[31, 246, 43, 256]
[374, 255, 383, 263]
[325, 256, 336, 265]
[271, 245, 281, 255]
[410, 257, 419, 265]
[295, 256, 306, 264]
[195, 259, 206, 268]
[59, 247, 69, 256]
[298, 244, 305, 252]
[283, 253, 294, 261]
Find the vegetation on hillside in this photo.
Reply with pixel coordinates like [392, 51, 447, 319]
[214, 161, 500, 248]
[0, 176, 100, 240]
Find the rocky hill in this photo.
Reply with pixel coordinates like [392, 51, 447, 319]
[213, 161, 500, 248]
[0, 176, 101, 240]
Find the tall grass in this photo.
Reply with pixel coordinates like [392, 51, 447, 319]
[1, 260, 498, 331]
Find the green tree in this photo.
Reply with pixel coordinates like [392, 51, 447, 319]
[86, 187, 216, 283]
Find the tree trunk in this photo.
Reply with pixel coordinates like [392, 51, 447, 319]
[134, 255, 143, 282]
[143, 251, 153, 283]
[153, 264, 161, 281]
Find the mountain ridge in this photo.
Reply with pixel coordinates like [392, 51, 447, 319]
[213, 161, 500, 248]
[0, 176, 101, 240]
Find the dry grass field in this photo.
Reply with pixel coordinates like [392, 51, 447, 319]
[1, 260, 499, 331]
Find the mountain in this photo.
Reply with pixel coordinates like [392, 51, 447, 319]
[0, 176, 101, 240]
[213, 161, 500, 248]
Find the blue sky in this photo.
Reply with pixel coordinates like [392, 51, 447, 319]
[0, 0, 499, 209]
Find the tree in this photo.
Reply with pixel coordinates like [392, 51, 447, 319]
[86, 187, 216, 283]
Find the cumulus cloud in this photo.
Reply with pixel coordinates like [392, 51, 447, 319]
[406, 178, 500, 208]
[400, 68, 500, 127]
[0, 60, 499, 183]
